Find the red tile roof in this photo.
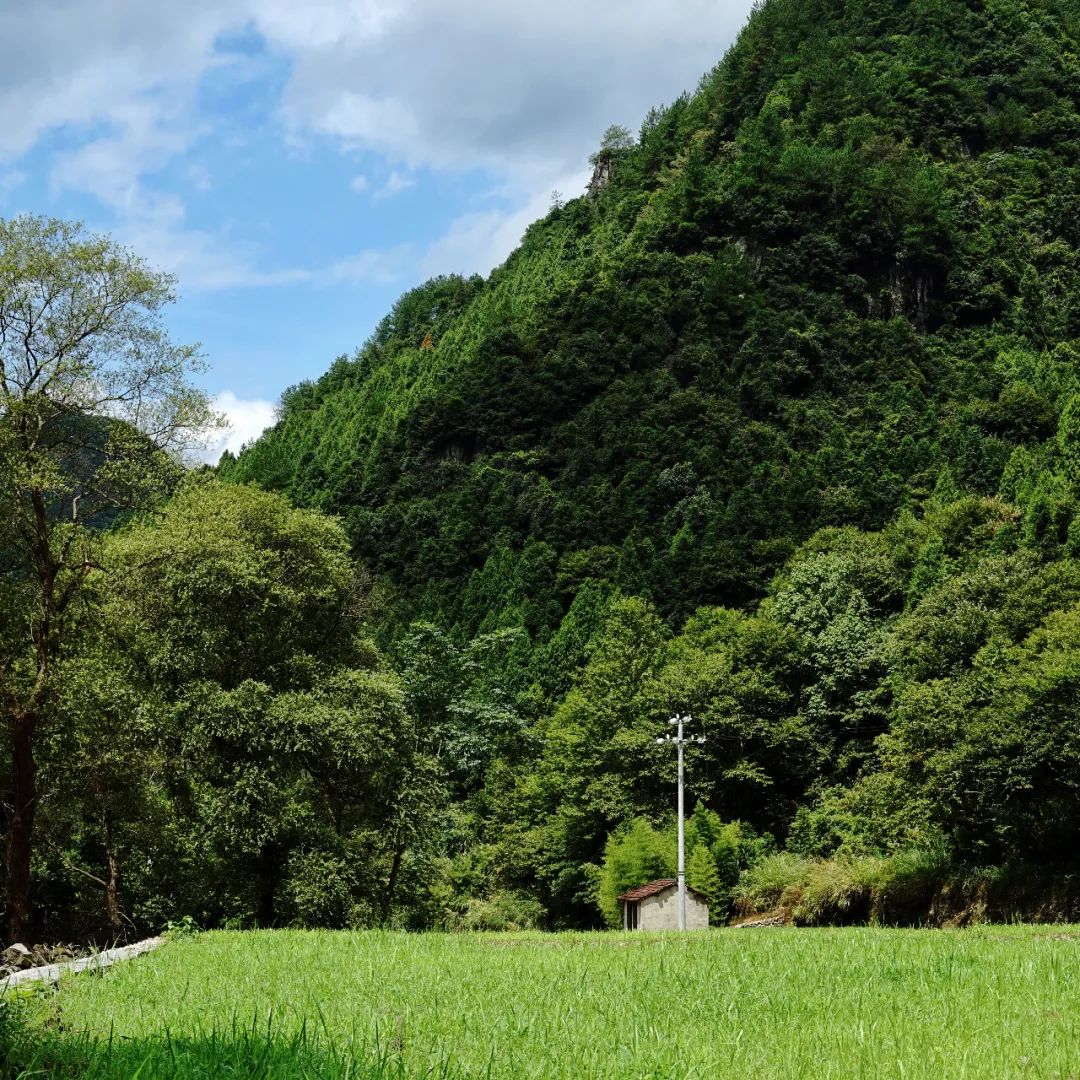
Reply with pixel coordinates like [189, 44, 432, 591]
[618, 878, 705, 902]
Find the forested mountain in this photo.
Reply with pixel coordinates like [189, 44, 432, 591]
[9, 0, 1080, 939]
[214, 0, 1080, 916]
[224, 0, 1080, 636]
[213, 0, 1080, 927]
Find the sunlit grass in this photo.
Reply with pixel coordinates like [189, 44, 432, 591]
[6, 926, 1080, 1078]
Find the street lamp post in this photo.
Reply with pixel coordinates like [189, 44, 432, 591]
[656, 714, 705, 930]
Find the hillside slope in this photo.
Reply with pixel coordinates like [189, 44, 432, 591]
[222, 0, 1080, 924]
[224, 0, 1080, 642]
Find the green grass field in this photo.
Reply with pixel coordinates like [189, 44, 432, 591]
[5, 927, 1080, 1078]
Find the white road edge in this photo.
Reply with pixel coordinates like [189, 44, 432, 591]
[0, 936, 162, 991]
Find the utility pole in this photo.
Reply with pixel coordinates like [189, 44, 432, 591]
[656, 714, 705, 930]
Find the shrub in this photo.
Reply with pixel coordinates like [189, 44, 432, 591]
[795, 857, 883, 924]
[280, 850, 358, 929]
[734, 852, 809, 914]
[873, 841, 953, 924]
[455, 891, 545, 932]
[735, 852, 882, 925]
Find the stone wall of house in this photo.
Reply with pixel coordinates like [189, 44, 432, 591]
[639, 887, 709, 931]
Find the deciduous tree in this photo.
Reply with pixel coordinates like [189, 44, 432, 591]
[0, 215, 214, 938]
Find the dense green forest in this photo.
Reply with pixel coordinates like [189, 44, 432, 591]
[6, 0, 1080, 938]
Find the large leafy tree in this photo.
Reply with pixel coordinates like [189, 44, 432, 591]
[88, 479, 419, 929]
[0, 215, 214, 938]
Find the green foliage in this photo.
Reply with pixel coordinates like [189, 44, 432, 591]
[686, 844, 724, 917]
[735, 842, 956, 927]
[0, 214, 216, 936]
[102, 476, 358, 688]
[595, 807, 769, 926]
[589, 124, 635, 167]
[280, 851, 361, 930]
[18, 0, 1080, 937]
[224, 0, 1080, 645]
[595, 819, 673, 928]
[735, 851, 886, 925]
[163, 915, 200, 938]
[25, 478, 446, 937]
[397, 621, 527, 790]
[455, 891, 545, 932]
[206, 0, 1080, 928]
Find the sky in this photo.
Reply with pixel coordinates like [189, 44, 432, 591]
[0, 0, 755, 460]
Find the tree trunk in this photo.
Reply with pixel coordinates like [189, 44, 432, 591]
[384, 839, 406, 922]
[102, 811, 123, 936]
[6, 710, 38, 942]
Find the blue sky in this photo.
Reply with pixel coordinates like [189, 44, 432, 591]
[0, 0, 754, 460]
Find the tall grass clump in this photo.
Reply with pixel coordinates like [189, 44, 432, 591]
[735, 853, 881, 924]
[874, 842, 954, 923]
[735, 844, 954, 925]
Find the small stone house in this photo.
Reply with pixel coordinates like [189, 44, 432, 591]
[617, 879, 710, 931]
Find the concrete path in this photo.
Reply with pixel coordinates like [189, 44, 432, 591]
[0, 936, 162, 990]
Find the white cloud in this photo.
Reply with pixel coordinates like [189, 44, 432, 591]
[1, 1, 753, 191]
[263, 0, 750, 178]
[419, 206, 524, 280]
[0, 0, 755, 292]
[6, 1, 279, 292]
[49, 103, 193, 212]
[0, 1, 242, 159]
[0, 169, 26, 203]
[255, 0, 751, 275]
[349, 169, 417, 202]
[249, 0, 399, 52]
[109, 194, 311, 292]
[187, 163, 214, 192]
[199, 390, 278, 462]
[323, 245, 413, 286]
[372, 170, 415, 202]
